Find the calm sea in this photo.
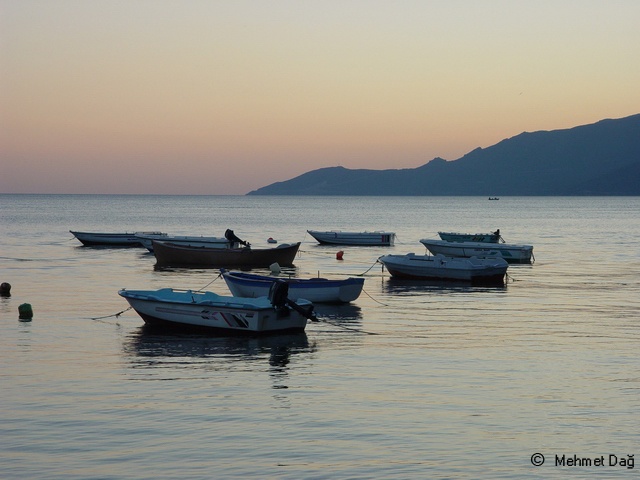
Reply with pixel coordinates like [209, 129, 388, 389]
[1, 194, 639, 479]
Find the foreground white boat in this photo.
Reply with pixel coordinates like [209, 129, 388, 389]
[378, 253, 509, 284]
[136, 234, 233, 252]
[221, 270, 365, 303]
[307, 230, 395, 246]
[420, 239, 534, 264]
[70, 230, 166, 247]
[118, 282, 315, 335]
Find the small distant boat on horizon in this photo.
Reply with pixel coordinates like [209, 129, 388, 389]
[488, 197, 500, 200]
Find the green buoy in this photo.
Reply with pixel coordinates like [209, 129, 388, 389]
[18, 303, 33, 321]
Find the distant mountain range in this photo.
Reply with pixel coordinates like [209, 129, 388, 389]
[247, 113, 640, 195]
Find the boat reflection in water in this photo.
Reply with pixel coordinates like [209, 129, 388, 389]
[312, 303, 370, 334]
[381, 276, 508, 297]
[123, 326, 315, 373]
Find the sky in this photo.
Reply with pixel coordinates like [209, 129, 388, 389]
[1, 1, 639, 195]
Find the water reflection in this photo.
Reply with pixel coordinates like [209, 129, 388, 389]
[381, 277, 508, 296]
[0, 295, 12, 315]
[123, 326, 315, 369]
[73, 244, 144, 250]
[314, 303, 363, 323]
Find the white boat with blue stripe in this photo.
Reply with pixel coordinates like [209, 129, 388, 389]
[221, 270, 364, 304]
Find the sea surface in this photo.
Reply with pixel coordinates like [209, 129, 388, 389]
[1, 194, 639, 479]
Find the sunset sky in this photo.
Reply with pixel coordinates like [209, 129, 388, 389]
[2, 1, 639, 195]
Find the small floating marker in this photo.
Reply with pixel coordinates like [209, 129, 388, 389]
[336, 250, 344, 260]
[0, 282, 11, 297]
[18, 303, 33, 321]
[269, 262, 281, 274]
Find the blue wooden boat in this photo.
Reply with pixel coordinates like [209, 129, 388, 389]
[221, 270, 364, 303]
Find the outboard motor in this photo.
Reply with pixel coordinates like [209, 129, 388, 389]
[225, 229, 250, 247]
[268, 279, 318, 322]
[269, 279, 290, 315]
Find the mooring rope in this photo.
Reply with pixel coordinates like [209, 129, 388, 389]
[297, 248, 339, 260]
[199, 272, 223, 291]
[361, 287, 388, 306]
[297, 248, 383, 268]
[90, 306, 131, 320]
[90, 306, 132, 323]
[358, 259, 382, 276]
[313, 317, 379, 335]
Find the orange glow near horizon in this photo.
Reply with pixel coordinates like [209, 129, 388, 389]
[2, 1, 639, 194]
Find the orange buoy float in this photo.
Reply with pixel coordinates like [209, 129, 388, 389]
[336, 250, 344, 260]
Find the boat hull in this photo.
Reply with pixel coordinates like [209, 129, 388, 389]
[378, 253, 508, 285]
[307, 230, 395, 246]
[70, 230, 166, 247]
[136, 234, 233, 252]
[222, 270, 365, 303]
[119, 288, 310, 335]
[421, 239, 533, 264]
[152, 241, 301, 268]
[437, 231, 501, 243]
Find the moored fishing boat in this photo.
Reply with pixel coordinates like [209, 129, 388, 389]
[118, 280, 315, 335]
[136, 234, 233, 252]
[221, 269, 365, 303]
[420, 239, 534, 264]
[378, 253, 509, 285]
[438, 229, 503, 243]
[307, 230, 395, 246]
[70, 230, 166, 247]
[152, 240, 301, 268]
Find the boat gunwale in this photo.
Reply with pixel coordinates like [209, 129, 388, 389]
[222, 271, 365, 289]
